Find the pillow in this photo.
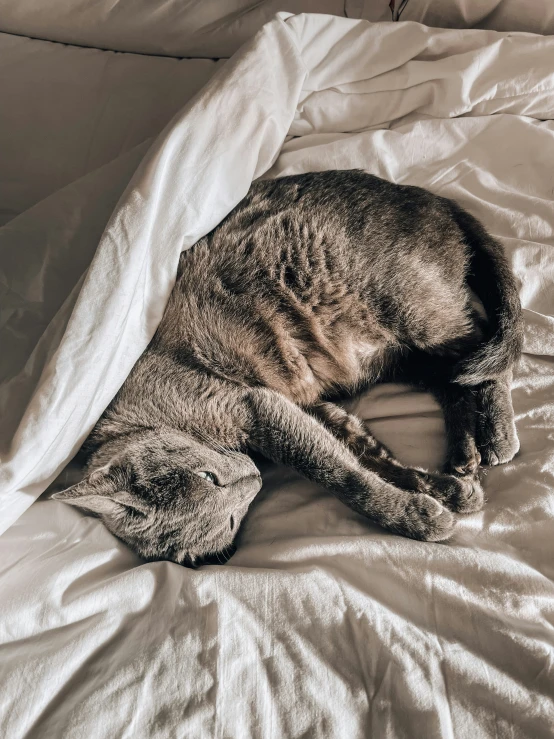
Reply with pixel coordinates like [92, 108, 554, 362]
[346, 0, 394, 22]
[398, 0, 554, 34]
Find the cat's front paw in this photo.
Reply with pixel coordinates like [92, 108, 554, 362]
[477, 418, 520, 466]
[401, 495, 456, 542]
[440, 474, 484, 514]
[424, 472, 485, 514]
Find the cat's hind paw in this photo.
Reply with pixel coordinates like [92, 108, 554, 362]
[444, 437, 481, 477]
[477, 420, 520, 466]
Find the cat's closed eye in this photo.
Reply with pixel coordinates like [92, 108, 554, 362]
[196, 470, 218, 485]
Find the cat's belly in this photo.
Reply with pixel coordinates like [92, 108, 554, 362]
[270, 331, 385, 406]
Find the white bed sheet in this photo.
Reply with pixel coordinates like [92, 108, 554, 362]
[1, 13, 554, 739]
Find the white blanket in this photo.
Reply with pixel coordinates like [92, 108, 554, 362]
[1, 14, 554, 738]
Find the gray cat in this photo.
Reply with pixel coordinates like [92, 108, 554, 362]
[53, 170, 523, 566]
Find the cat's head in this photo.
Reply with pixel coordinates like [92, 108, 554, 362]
[52, 429, 262, 566]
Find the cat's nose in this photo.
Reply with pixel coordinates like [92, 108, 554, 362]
[241, 473, 263, 499]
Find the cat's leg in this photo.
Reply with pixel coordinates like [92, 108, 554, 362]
[428, 382, 482, 476]
[309, 401, 483, 514]
[429, 369, 518, 467]
[245, 387, 456, 542]
[474, 370, 520, 465]
[395, 380, 487, 512]
[395, 348, 486, 481]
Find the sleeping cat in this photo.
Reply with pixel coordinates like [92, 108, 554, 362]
[53, 170, 523, 566]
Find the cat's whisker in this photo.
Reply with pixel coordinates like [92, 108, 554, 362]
[192, 426, 243, 460]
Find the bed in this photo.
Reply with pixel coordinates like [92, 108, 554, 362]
[1, 3, 553, 737]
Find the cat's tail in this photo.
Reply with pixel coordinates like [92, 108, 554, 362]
[450, 203, 523, 386]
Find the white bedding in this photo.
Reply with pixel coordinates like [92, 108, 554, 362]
[1, 13, 554, 738]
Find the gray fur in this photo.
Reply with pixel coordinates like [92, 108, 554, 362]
[53, 170, 522, 565]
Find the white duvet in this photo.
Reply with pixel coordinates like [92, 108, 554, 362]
[1, 13, 554, 738]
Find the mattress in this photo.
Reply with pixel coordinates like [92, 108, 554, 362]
[1, 10, 554, 739]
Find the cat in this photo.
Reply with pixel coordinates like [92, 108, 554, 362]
[53, 170, 523, 566]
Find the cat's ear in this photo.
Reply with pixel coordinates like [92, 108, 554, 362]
[52, 465, 146, 517]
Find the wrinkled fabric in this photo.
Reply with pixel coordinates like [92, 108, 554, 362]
[1, 13, 554, 739]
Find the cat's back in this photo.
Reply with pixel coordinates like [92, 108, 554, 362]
[181, 169, 466, 298]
